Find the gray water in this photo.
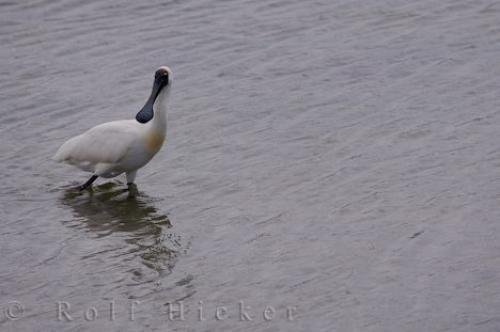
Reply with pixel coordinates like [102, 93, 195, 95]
[2, 0, 500, 331]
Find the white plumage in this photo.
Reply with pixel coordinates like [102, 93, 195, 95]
[54, 66, 172, 189]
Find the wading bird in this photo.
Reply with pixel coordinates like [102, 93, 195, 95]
[54, 66, 172, 190]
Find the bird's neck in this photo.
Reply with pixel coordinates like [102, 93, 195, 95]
[150, 87, 170, 135]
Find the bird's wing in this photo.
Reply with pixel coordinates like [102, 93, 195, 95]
[54, 120, 142, 165]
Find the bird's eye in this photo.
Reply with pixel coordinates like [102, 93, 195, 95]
[155, 72, 168, 80]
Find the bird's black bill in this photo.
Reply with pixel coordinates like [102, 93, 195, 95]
[136, 102, 154, 124]
[136, 76, 167, 124]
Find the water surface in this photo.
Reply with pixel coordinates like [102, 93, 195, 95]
[1, 0, 500, 331]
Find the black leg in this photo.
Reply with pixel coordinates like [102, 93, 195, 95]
[79, 175, 98, 191]
[127, 183, 138, 198]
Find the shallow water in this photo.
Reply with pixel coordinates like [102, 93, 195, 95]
[2, 0, 500, 331]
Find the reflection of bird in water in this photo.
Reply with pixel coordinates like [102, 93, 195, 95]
[60, 181, 182, 278]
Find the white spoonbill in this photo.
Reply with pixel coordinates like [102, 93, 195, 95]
[54, 66, 172, 190]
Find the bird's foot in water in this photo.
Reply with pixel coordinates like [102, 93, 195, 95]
[78, 175, 99, 191]
[127, 182, 138, 197]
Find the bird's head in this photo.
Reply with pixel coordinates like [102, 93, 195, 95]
[136, 66, 172, 124]
[154, 66, 172, 89]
